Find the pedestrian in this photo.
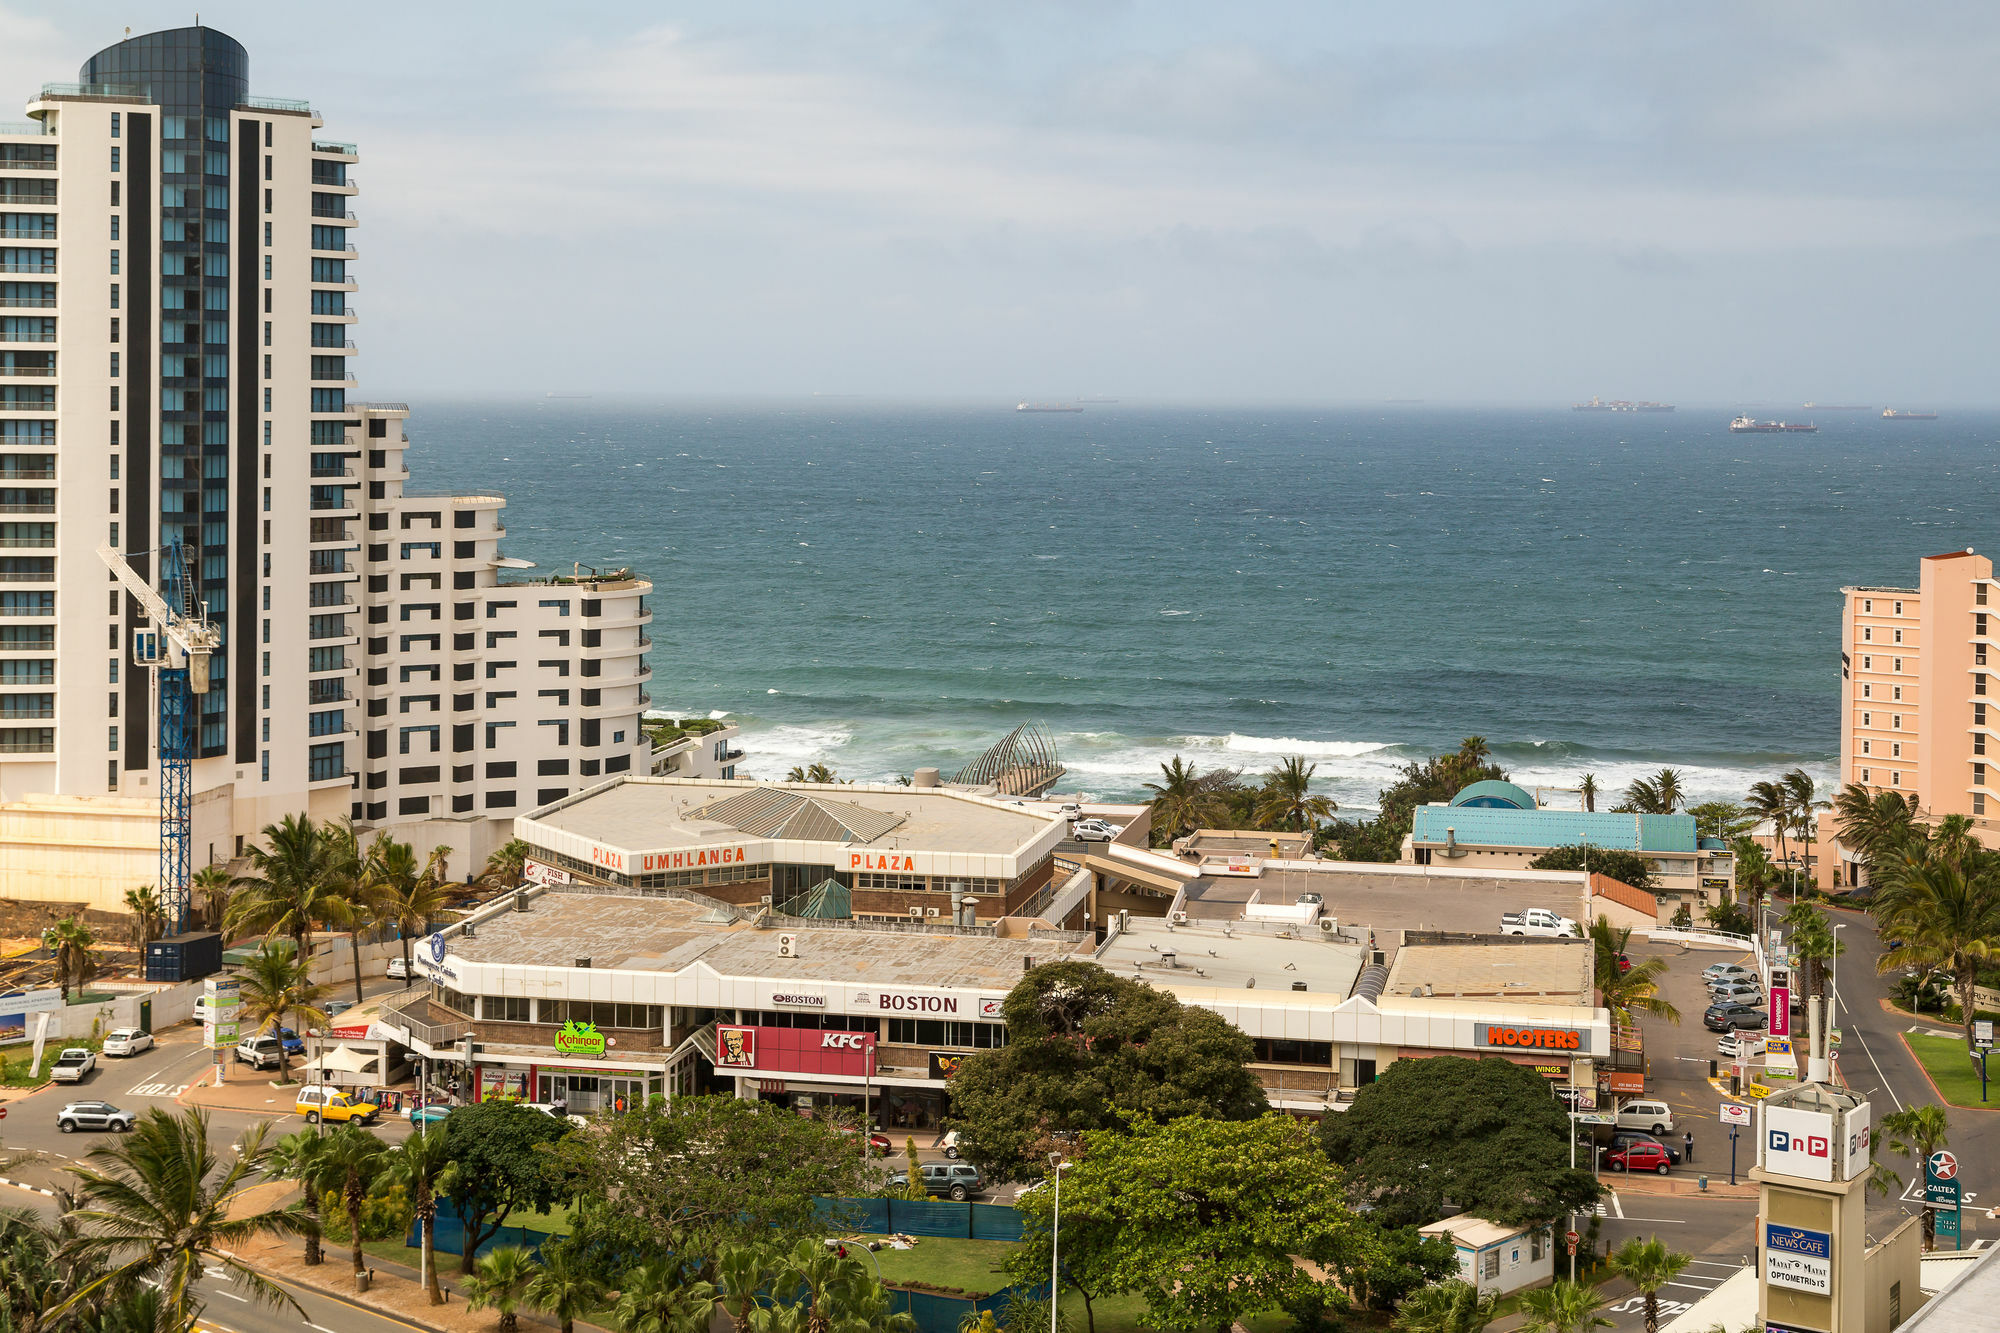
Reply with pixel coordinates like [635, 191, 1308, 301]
[1684, 1130, 1694, 1163]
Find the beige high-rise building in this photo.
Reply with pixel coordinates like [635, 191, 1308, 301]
[0, 27, 654, 913]
[1837, 548, 1995, 880]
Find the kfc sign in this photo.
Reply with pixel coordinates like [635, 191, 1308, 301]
[711, 1024, 876, 1078]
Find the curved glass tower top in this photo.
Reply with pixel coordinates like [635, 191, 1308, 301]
[80, 26, 247, 110]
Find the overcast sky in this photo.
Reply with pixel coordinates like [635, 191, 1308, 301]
[5, 2, 1996, 403]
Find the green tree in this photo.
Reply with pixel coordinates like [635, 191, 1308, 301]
[1588, 918, 1679, 1024]
[43, 916, 98, 1002]
[1688, 801, 1754, 842]
[1516, 1279, 1612, 1333]
[440, 1101, 574, 1275]
[1730, 836, 1779, 915]
[552, 1095, 870, 1285]
[1874, 856, 2000, 1054]
[464, 1244, 538, 1331]
[1335, 1223, 1459, 1315]
[1832, 783, 1920, 886]
[1615, 769, 1684, 815]
[53, 1109, 312, 1332]
[1323, 739, 1505, 863]
[1320, 1056, 1601, 1229]
[1527, 844, 1657, 894]
[1577, 774, 1598, 813]
[387, 1119, 455, 1303]
[898, 1137, 930, 1201]
[715, 1241, 783, 1333]
[122, 885, 163, 951]
[1392, 1280, 1498, 1333]
[1012, 1115, 1371, 1333]
[785, 764, 837, 784]
[368, 836, 452, 980]
[267, 1128, 331, 1265]
[1784, 768, 1830, 883]
[1255, 756, 1337, 834]
[228, 812, 359, 963]
[1782, 903, 1845, 1007]
[191, 862, 235, 933]
[236, 939, 330, 1086]
[477, 838, 533, 889]
[613, 1258, 717, 1333]
[1605, 1237, 1691, 1333]
[524, 1237, 608, 1333]
[1747, 778, 1792, 872]
[1142, 756, 1240, 845]
[945, 961, 1268, 1181]
[1868, 1105, 1952, 1251]
[318, 1125, 391, 1288]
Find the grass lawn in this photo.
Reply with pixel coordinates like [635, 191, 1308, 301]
[1906, 1033, 2000, 1108]
[1056, 1290, 1294, 1333]
[844, 1234, 1018, 1297]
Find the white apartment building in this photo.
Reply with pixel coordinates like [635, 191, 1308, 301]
[0, 27, 653, 907]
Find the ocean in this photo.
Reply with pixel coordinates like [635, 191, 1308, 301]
[404, 401, 2000, 812]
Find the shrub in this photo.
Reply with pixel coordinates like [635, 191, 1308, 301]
[319, 1180, 415, 1242]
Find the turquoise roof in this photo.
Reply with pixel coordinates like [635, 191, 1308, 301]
[1411, 805, 1698, 854]
[1449, 780, 1537, 810]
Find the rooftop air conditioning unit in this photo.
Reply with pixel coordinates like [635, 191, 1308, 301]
[777, 933, 798, 958]
[926, 908, 940, 918]
[461, 924, 475, 939]
[574, 956, 590, 969]
[513, 891, 530, 912]
[1171, 911, 1188, 924]
[1319, 918, 1337, 934]
[1291, 981, 1308, 992]
[908, 907, 922, 918]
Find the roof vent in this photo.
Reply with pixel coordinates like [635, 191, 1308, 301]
[461, 924, 474, 939]
[575, 956, 591, 969]
[1292, 981, 1308, 992]
[513, 891, 529, 912]
[1022, 955, 1034, 973]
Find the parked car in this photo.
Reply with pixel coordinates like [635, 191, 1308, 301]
[324, 1000, 356, 1019]
[1703, 962, 1757, 983]
[386, 956, 413, 980]
[49, 1049, 95, 1083]
[941, 1130, 963, 1159]
[56, 1101, 132, 1134]
[1608, 1141, 1673, 1175]
[837, 1126, 894, 1153]
[234, 1035, 286, 1070]
[295, 1086, 379, 1125]
[885, 1162, 986, 1201]
[1614, 1099, 1676, 1135]
[1710, 982, 1765, 1006]
[1072, 820, 1122, 843]
[1719, 1033, 1766, 1058]
[1609, 1131, 1681, 1165]
[408, 1101, 454, 1126]
[275, 1027, 306, 1056]
[101, 1028, 154, 1057]
[1499, 908, 1580, 938]
[1705, 1003, 1767, 1033]
[523, 1102, 588, 1128]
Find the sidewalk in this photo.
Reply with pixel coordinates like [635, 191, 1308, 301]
[177, 1073, 309, 1117]
[1599, 1170, 1758, 1201]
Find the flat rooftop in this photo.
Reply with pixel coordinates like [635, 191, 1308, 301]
[525, 777, 1057, 854]
[449, 889, 1089, 989]
[1096, 915, 1367, 997]
[1182, 829, 1311, 858]
[1411, 805, 1698, 853]
[1384, 940, 1593, 1007]
[1177, 865, 1587, 964]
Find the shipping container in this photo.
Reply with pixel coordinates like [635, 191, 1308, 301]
[145, 930, 222, 982]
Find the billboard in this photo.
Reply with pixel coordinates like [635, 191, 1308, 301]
[1764, 1224, 1832, 1295]
[1761, 1104, 1835, 1182]
[713, 1025, 877, 1078]
[1769, 986, 1791, 1038]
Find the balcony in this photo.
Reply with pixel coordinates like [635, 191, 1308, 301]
[243, 95, 315, 115]
[310, 464, 356, 479]
[0, 469, 53, 482]
[0, 299, 55, 309]
[381, 991, 474, 1048]
[312, 140, 358, 158]
[306, 655, 353, 675]
[0, 366, 52, 377]
[0, 502, 53, 514]
[0, 402, 55, 412]
[310, 209, 357, 224]
[0, 265, 55, 276]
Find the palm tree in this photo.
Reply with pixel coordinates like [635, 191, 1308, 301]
[1578, 774, 1598, 814]
[1747, 778, 1791, 875]
[1605, 1237, 1690, 1333]
[1687, 801, 1750, 842]
[464, 1245, 539, 1331]
[228, 813, 354, 963]
[368, 835, 451, 981]
[1783, 769, 1830, 884]
[1254, 756, 1338, 835]
[615, 1259, 717, 1333]
[52, 1109, 312, 1331]
[1782, 903, 1844, 1006]
[191, 862, 235, 933]
[236, 940, 330, 1086]
[1868, 1105, 1951, 1251]
[524, 1239, 608, 1333]
[716, 1241, 781, 1333]
[122, 885, 163, 952]
[1144, 756, 1220, 843]
[384, 1105, 454, 1304]
[784, 763, 837, 784]
[317, 1124, 391, 1289]
[1874, 857, 2000, 1055]
[1515, 1278, 1612, 1333]
[1832, 782, 1918, 887]
[1392, 1280, 1498, 1333]
[1929, 813, 1981, 873]
[266, 1128, 330, 1265]
[1589, 917, 1681, 1023]
[478, 838, 533, 889]
[44, 916, 97, 1001]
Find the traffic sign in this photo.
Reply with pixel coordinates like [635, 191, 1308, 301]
[1978, 1019, 1995, 1050]
[1565, 1230, 1579, 1256]
[0, 1107, 9, 1120]
[1719, 1102, 1752, 1126]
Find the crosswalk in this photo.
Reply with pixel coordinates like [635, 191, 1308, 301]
[1604, 1260, 1742, 1328]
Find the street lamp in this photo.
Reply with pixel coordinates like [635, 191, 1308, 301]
[1048, 1153, 1071, 1333]
[1830, 923, 1849, 1034]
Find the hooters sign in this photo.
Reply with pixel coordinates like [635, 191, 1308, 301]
[711, 1025, 876, 1078]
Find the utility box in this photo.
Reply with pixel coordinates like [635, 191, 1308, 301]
[145, 930, 222, 982]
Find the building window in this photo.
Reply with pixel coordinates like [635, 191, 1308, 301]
[1863, 599, 1872, 613]
[1862, 655, 1871, 670]
[1978, 793, 1988, 816]
[1891, 771, 1901, 787]
[1861, 684, 1871, 699]
[1862, 627, 1872, 642]
[1861, 767, 1871, 784]
[1891, 1280, 1902, 1327]
[1861, 740, 1870, 755]
[1894, 629, 1903, 644]
[1891, 743, 1901, 758]
[539, 599, 570, 616]
[1893, 657, 1903, 672]
[1481, 1249, 1500, 1280]
[1862, 712, 1870, 727]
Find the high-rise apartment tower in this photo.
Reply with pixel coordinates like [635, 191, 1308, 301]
[0, 28, 653, 901]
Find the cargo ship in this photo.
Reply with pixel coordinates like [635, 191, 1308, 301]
[1574, 397, 1675, 412]
[1882, 409, 1938, 420]
[1730, 416, 1818, 433]
[1016, 402, 1083, 413]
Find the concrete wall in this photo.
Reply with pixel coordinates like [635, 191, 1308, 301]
[0, 794, 159, 911]
[1864, 1213, 1924, 1332]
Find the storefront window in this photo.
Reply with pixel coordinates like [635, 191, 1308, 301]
[743, 1011, 878, 1032]
[886, 1018, 1007, 1048]
[1252, 1038, 1333, 1065]
[541, 1001, 663, 1030]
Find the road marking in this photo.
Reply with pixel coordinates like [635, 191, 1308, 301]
[218, 1291, 248, 1302]
[127, 1082, 188, 1098]
[1611, 1192, 1625, 1219]
[1688, 1259, 1745, 1269]
[1616, 1216, 1688, 1224]
[1855, 1025, 1906, 1112]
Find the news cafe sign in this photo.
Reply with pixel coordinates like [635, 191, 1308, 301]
[1474, 1025, 1583, 1053]
[1764, 1224, 1832, 1295]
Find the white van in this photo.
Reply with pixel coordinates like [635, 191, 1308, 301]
[1615, 1099, 1675, 1135]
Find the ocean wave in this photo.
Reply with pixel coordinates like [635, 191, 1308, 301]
[1215, 734, 1394, 760]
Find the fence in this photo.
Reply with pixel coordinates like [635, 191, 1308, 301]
[814, 1197, 1024, 1242]
[409, 1208, 556, 1263]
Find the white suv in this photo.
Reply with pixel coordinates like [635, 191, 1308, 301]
[1614, 1099, 1675, 1135]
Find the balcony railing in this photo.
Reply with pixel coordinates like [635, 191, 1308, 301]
[0, 299, 55, 308]
[0, 367, 52, 377]
[0, 404, 52, 413]
[306, 656, 351, 674]
[244, 96, 314, 114]
[0, 470, 54, 482]
[0, 266, 55, 276]
[312, 140, 358, 156]
[0, 536, 51, 548]
[310, 209, 356, 223]
[0, 333, 55, 344]
[381, 993, 474, 1048]
[310, 465, 355, 478]
[0, 503, 53, 514]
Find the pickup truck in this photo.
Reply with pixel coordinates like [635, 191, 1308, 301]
[235, 1034, 286, 1071]
[50, 1049, 96, 1083]
[1500, 908, 1579, 938]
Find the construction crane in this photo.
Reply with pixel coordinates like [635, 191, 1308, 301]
[98, 538, 220, 936]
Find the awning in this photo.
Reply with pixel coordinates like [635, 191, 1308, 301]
[305, 1044, 376, 1075]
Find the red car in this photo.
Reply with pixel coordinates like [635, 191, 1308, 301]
[1608, 1142, 1672, 1175]
[1616, 954, 1632, 974]
[838, 1127, 894, 1153]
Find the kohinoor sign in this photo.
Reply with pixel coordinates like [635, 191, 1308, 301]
[1474, 1025, 1583, 1052]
